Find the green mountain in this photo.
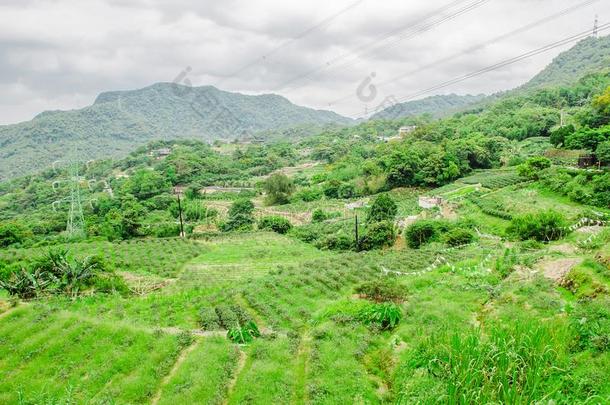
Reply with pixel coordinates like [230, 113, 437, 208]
[523, 34, 610, 89]
[369, 93, 485, 120]
[0, 83, 352, 181]
[374, 35, 610, 120]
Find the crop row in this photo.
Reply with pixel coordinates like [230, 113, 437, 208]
[461, 171, 523, 190]
[466, 194, 514, 220]
[0, 238, 205, 277]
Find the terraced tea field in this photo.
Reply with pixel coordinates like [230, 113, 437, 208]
[1, 186, 609, 403]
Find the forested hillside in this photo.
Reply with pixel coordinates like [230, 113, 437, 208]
[0, 83, 351, 181]
[370, 93, 485, 120]
[524, 34, 610, 89]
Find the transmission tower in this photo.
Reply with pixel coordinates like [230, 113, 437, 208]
[66, 162, 86, 238]
[593, 15, 599, 38]
[52, 159, 100, 239]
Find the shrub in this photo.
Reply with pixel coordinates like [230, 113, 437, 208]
[215, 305, 240, 329]
[507, 210, 567, 242]
[549, 124, 575, 146]
[221, 199, 255, 232]
[355, 279, 406, 303]
[337, 182, 357, 199]
[199, 307, 221, 330]
[367, 194, 398, 224]
[359, 302, 402, 330]
[295, 187, 322, 202]
[405, 220, 439, 248]
[360, 221, 396, 250]
[0, 221, 33, 248]
[517, 156, 551, 180]
[311, 209, 329, 223]
[591, 173, 610, 207]
[569, 297, 610, 352]
[258, 216, 292, 234]
[443, 228, 475, 247]
[595, 140, 610, 165]
[263, 173, 294, 205]
[0, 250, 109, 298]
[323, 180, 342, 199]
[317, 233, 354, 251]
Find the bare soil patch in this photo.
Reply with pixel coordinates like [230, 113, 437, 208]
[536, 258, 582, 282]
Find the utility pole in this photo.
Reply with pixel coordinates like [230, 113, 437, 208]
[354, 214, 360, 252]
[593, 14, 599, 38]
[176, 191, 185, 237]
[560, 109, 565, 127]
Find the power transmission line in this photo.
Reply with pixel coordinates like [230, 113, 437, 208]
[352, 23, 610, 119]
[327, 0, 600, 107]
[274, 0, 490, 92]
[213, 0, 366, 87]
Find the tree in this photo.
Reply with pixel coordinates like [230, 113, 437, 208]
[592, 86, 610, 119]
[263, 173, 294, 205]
[517, 156, 551, 180]
[596, 140, 610, 166]
[101, 197, 146, 240]
[549, 124, 575, 147]
[0, 221, 33, 247]
[405, 220, 438, 248]
[360, 221, 396, 250]
[221, 199, 255, 232]
[123, 169, 170, 199]
[367, 194, 397, 224]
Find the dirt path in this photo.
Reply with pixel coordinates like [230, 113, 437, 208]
[151, 338, 201, 405]
[0, 303, 19, 320]
[536, 258, 582, 282]
[292, 332, 312, 405]
[223, 349, 247, 405]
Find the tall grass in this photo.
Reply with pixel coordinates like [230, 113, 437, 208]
[399, 321, 567, 404]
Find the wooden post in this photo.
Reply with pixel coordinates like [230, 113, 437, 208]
[176, 192, 185, 237]
[355, 214, 360, 252]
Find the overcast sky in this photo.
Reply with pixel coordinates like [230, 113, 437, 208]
[0, 0, 607, 124]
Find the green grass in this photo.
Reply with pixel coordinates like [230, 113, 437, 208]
[0, 238, 205, 278]
[2, 175, 610, 404]
[181, 232, 329, 287]
[157, 337, 239, 405]
[0, 304, 187, 404]
[228, 338, 296, 404]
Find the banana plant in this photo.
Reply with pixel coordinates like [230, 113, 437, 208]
[227, 321, 261, 344]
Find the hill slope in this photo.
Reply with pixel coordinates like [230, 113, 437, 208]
[0, 83, 351, 181]
[374, 35, 610, 120]
[523, 34, 610, 89]
[370, 93, 485, 120]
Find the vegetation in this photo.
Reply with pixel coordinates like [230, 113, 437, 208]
[258, 216, 292, 234]
[1, 36, 610, 404]
[263, 173, 295, 205]
[507, 210, 568, 242]
[221, 199, 255, 232]
[0, 84, 352, 181]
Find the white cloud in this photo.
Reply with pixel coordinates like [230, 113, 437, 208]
[0, 0, 607, 123]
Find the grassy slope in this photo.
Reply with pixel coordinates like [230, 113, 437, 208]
[1, 175, 609, 403]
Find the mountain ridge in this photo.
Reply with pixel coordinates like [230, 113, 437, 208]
[0, 83, 352, 181]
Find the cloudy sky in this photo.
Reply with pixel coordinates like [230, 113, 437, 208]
[0, 0, 607, 124]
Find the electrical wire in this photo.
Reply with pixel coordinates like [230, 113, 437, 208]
[350, 23, 610, 119]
